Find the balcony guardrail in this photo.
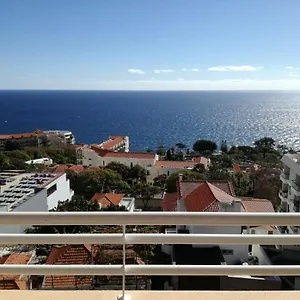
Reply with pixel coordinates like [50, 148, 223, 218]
[280, 171, 289, 181]
[291, 180, 300, 192]
[1, 212, 300, 298]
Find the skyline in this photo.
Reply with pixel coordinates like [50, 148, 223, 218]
[1, 0, 300, 90]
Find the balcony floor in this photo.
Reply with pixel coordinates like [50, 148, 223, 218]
[1, 291, 300, 300]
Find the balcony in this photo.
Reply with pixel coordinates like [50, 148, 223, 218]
[1, 212, 300, 299]
[290, 180, 300, 196]
[280, 172, 289, 183]
[278, 190, 288, 202]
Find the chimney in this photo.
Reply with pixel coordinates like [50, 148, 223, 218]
[231, 199, 242, 212]
[178, 174, 183, 182]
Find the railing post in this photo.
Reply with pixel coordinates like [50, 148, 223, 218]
[118, 224, 129, 299]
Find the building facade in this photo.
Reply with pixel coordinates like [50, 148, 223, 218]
[279, 153, 300, 234]
[44, 130, 75, 145]
[0, 130, 47, 150]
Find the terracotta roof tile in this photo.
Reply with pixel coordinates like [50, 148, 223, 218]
[69, 165, 85, 173]
[55, 165, 69, 173]
[241, 197, 275, 213]
[4, 253, 31, 265]
[91, 193, 124, 207]
[55, 164, 85, 174]
[162, 193, 178, 211]
[233, 164, 241, 173]
[99, 136, 126, 151]
[44, 245, 95, 289]
[0, 131, 46, 140]
[192, 157, 208, 167]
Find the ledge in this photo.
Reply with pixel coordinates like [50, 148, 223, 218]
[1, 291, 300, 300]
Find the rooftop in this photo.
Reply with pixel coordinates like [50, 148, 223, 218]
[0, 130, 45, 140]
[0, 173, 61, 210]
[91, 193, 124, 207]
[98, 136, 127, 151]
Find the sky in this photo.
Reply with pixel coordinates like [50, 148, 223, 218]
[1, 0, 300, 90]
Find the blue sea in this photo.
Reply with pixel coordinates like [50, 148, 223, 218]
[0, 90, 300, 151]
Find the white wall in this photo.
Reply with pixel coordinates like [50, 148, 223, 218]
[46, 174, 74, 210]
[251, 245, 272, 265]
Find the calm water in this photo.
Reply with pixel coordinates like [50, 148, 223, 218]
[0, 90, 300, 151]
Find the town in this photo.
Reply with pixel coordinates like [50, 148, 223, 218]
[0, 129, 298, 291]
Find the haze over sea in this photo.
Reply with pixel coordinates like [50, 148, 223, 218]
[0, 90, 300, 152]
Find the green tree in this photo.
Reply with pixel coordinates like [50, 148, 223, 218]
[106, 162, 130, 180]
[165, 171, 205, 193]
[220, 140, 228, 153]
[157, 146, 166, 156]
[254, 137, 275, 159]
[193, 139, 217, 154]
[5, 140, 21, 151]
[193, 163, 205, 173]
[153, 174, 167, 188]
[127, 165, 147, 183]
[176, 143, 186, 150]
[0, 152, 10, 170]
[131, 183, 161, 209]
[74, 169, 130, 197]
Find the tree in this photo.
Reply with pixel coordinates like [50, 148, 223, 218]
[153, 174, 167, 188]
[0, 152, 10, 170]
[220, 140, 228, 153]
[106, 162, 130, 180]
[193, 163, 205, 173]
[5, 140, 21, 151]
[254, 137, 275, 159]
[193, 139, 217, 154]
[176, 143, 186, 150]
[165, 171, 205, 193]
[73, 169, 130, 197]
[157, 146, 166, 156]
[166, 149, 172, 160]
[146, 148, 154, 153]
[127, 165, 147, 183]
[131, 183, 161, 209]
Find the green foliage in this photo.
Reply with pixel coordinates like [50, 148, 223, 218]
[73, 168, 130, 197]
[157, 146, 166, 156]
[106, 162, 130, 180]
[153, 174, 167, 188]
[254, 137, 276, 159]
[193, 163, 205, 173]
[233, 173, 251, 196]
[127, 164, 147, 183]
[220, 140, 228, 153]
[165, 170, 205, 193]
[176, 143, 186, 149]
[131, 183, 161, 208]
[193, 139, 217, 154]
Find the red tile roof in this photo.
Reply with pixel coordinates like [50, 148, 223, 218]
[55, 164, 85, 174]
[233, 164, 241, 173]
[162, 193, 178, 211]
[184, 182, 235, 212]
[91, 193, 124, 207]
[91, 145, 156, 159]
[0, 253, 32, 290]
[0, 131, 46, 140]
[241, 197, 275, 213]
[192, 157, 209, 167]
[44, 245, 96, 289]
[99, 136, 126, 151]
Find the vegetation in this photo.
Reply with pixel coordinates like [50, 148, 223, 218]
[193, 139, 217, 154]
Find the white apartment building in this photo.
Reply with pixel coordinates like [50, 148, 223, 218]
[98, 135, 129, 152]
[0, 172, 74, 233]
[162, 178, 276, 265]
[44, 130, 75, 145]
[279, 153, 300, 234]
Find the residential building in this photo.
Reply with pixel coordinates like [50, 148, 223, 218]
[0, 253, 33, 290]
[0, 130, 47, 150]
[279, 153, 300, 234]
[77, 141, 208, 183]
[162, 178, 276, 265]
[91, 192, 136, 212]
[44, 130, 75, 145]
[0, 172, 74, 233]
[98, 135, 129, 152]
[25, 158, 53, 166]
[147, 157, 209, 182]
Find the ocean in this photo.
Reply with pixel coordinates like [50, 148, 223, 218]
[0, 90, 300, 151]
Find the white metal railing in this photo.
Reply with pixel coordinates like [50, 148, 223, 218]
[1, 212, 300, 298]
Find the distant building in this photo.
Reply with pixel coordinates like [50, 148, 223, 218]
[91, 192, 136, 212]
[44, 130, 75, 145]
[0, 171, 74, 233]
[279, 153, 300, 234]
[0, 130, 47, 150]
[25, 158, 53, 166]
[98, 135, 129, 152]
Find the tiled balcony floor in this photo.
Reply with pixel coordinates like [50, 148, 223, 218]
[1, 291, 300, 300]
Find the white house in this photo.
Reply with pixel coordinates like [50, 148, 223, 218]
[0, 172, 74, 233]
[162, 177, 276, 265]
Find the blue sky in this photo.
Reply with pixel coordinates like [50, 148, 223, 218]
[1, 0, 300, 90]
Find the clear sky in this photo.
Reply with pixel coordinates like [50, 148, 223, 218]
[1, 0, 300, 90]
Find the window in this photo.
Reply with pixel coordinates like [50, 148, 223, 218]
[167, 171, 170, 176]
[103, 161, 105, 166]
[130, 162, 133, 168]
[47, 184, 57, 197]
[221, 249, 234, 255]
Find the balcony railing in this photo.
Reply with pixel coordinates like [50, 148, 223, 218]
[1, 212, 300, 298]
[280, 171, 289, 181]
[291, 180, 300, 192]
